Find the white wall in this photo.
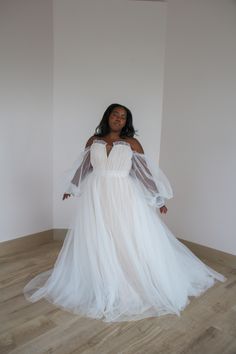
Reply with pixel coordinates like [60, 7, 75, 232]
[160, 0, 236, 255]
[53, 0, 167, 227]
[0, 0, 53, 242]
[2, 0, 234, 256]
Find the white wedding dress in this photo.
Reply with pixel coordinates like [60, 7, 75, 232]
[24, 139, 226, 322]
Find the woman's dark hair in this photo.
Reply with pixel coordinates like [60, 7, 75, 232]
[94, 103, 138, 138]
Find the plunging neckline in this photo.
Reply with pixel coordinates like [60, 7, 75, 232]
[93, 139, 132, 159]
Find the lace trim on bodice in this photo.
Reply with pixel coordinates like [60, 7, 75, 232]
[93, 139, 131, 147]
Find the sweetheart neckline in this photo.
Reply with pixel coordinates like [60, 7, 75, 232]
[93, 139, 131, 147]
[92, 139, 132, 158]
[91, 138, 145, 157]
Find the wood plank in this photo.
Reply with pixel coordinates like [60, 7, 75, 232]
[0, 241, 235, 354]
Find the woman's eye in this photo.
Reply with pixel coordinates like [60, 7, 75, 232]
[112, 113, 126, 119]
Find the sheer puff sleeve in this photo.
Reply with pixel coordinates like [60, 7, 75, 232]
[130, 151, 173, 208]
[62, 146, 93, 197]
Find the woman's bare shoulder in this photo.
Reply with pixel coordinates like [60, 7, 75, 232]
[126, 137, 144, 154]
[85, 135, 98, 148]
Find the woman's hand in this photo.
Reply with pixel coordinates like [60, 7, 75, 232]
[62, 193, 71, 200]
[160, 205, 168, 214]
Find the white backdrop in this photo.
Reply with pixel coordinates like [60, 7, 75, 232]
[160, 0, 236, 255]
[0, 0, 53, 242]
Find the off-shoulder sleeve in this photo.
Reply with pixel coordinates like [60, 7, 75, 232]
[129, 151, 173, 208]
[63, 146, 93, 197]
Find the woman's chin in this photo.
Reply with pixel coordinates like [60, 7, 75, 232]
[111, 127, 122, 133]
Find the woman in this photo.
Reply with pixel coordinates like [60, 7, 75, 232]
[24, 103, 226, 322]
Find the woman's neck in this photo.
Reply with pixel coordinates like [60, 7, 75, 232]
[106, 132, 123, 140]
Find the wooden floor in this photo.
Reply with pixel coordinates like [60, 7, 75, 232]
[0, 241, 236, 354]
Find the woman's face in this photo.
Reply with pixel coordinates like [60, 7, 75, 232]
[108, 106, 127, 132]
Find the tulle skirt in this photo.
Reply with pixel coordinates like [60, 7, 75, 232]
[24, 171, 227, 322]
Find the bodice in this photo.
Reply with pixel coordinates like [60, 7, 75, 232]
[90, 139, 133, 176]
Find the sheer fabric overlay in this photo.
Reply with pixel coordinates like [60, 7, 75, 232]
[63, 145, 92, 197]
[24, 139, 227, 322]
[130, 151, 173, 208]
